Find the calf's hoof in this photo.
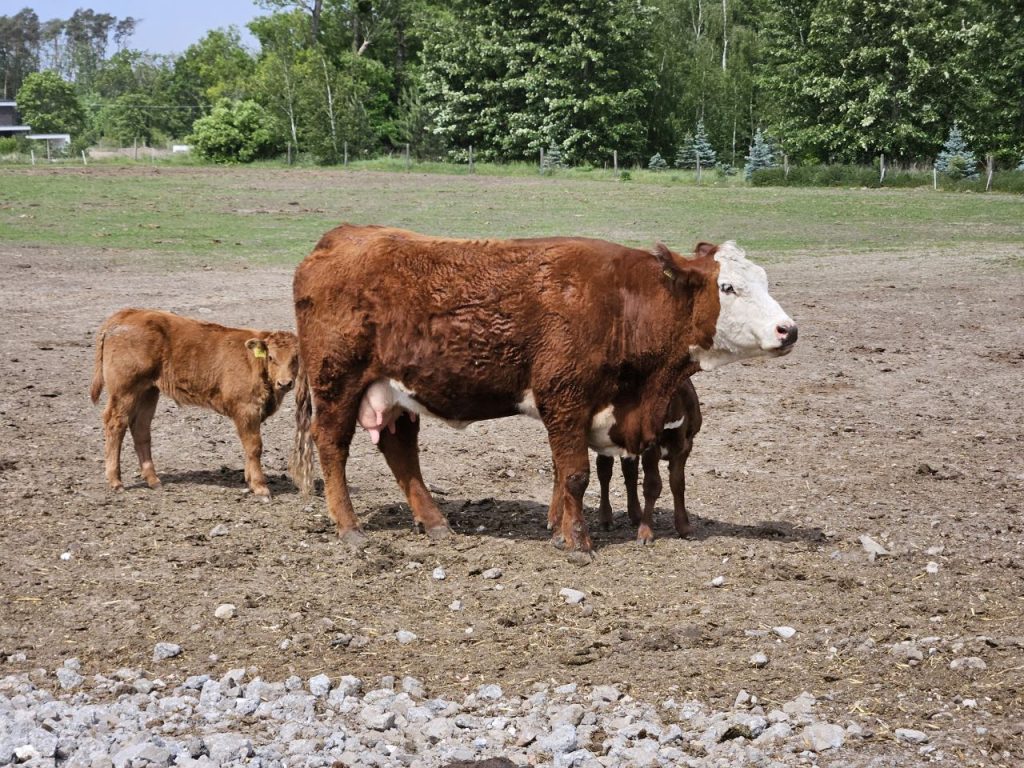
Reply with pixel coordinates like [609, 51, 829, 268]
[550, 533, 566, 550]
[341, 528, 370, 549]
[426, 524, 452, 541]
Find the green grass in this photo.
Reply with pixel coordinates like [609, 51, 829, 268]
[1, 163, 1021, 269]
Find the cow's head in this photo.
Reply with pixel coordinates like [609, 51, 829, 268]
[661, 241, 797, 371]
[247, 332, 301, 395]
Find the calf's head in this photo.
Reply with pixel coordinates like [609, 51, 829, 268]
[664, 241, 797, 371]
[246, 332, 301, 395]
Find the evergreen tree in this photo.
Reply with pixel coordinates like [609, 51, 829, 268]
[542, 141, 564, 172]
[1018, 155, 1024, 172]
[743, 128, 776, 178]
[935, 124, 978, 179]
[674, 120, 717, 169]
[648, 152, 668, 171]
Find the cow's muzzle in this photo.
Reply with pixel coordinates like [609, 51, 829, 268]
[277, 379, 294, 392]
[774, 322, 798, 353]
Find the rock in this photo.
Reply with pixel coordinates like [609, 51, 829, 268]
[950, 656, 987, 671]
[56, 666, 84, 690]
[710, 576, 725, 587]
[895, 728, 929, 744]
[433, 566, 447, 580]
[889, 641, 924, 663]
[396, 630, 418, 644]
[477, 684, 503, 700]
[204, 733, 255, 762]
[801, 723, 845, 751]
[559, 588, 586, 604]
[773, 626, 796, 639]
[782, 692, 816, 717]
[450, 599, 464, 611]
[590, 685, 621, 703]
[750, 652, 769, 668]
[152, 642, 182, 661]
[481, 568, 503, 580]
[209, 524, 229, 537]
[925, 561, 940, 574]
[536, 724, 577, 755]
[214, 603, 236, 620]
[859, 534, 889, 560]
[309, 673, 332, 697]
[360, 705, 397, 731]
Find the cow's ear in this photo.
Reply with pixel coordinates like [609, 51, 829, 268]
[246, 338, 268, 359]
[653, 242, 679, 281]
[694, 241, 718, 259]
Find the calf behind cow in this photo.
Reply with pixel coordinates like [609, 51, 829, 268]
[292, 225, 796, 556]
[90, 308, 300, 498]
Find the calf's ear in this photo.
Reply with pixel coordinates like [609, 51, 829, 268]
[694, 241, 718, 258]
[246, 338, 268, 359]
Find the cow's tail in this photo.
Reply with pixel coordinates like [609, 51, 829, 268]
[90, 322, 107, 404]
[289, 359, 316, 496]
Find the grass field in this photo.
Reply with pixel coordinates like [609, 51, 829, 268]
[2, 163, 1022, 267]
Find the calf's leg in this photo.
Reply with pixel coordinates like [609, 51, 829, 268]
[232, 413, 271, 500]
[637, 448, 663, 545]
[128, 387, 161, 488]
[102, 394, 132, 490]
[620, 456, 642, 526]
[376, 412, 451, 539]
[669, 434, 695, 537]
[595, 454, 614, 530]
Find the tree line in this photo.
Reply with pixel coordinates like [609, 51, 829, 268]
[2, 1, 1022, 167]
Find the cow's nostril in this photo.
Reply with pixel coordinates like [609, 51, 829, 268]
[777, 324, 798, 346]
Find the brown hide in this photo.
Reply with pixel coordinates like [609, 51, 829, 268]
[91, 308, 300, 497]
[293, 224, 721, 554]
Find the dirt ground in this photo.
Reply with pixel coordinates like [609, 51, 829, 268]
[1, 225, 1022, 765]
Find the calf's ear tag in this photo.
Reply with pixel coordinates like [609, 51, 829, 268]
[663, 268, 675, 280]
[252, 346, 267, 359]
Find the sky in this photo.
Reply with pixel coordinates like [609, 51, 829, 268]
[27, 1, 262, 56]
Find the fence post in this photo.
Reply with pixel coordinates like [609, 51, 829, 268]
[696, 155, 702, 185]
[879, 153, 886, 185]
[613, 150, 618, 174]
[81, 150, 87, 166]
[405, 143, 410, 171]
[469, 145, 474, 173]
[133, 137, 138, 161]
[985, 154, 994, 192]
[783, 153, 789, 179]
[344, 141, 348, 166]
[31, 149, 36, 165]
[933, 167, 937, 190]
[539, 148, 544, 173]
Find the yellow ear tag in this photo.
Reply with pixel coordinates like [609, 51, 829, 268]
[663, 268, 674, 279]
[252, 346, 267, 359]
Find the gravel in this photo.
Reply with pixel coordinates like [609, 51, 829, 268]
[0, 664, 893, 767]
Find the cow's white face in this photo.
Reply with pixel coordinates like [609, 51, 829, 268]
[690, 242, 797, 371]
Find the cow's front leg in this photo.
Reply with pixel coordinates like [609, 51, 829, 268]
[547, 463, 562, 530]
[233, 414, 270, 500]
[637, 448, 663, 545]
[595, 455, 614, 530]
[312, 392, 366, 547]
[548, 435, 594, 559]
[668, 434, 695, 537]
[377, 412, 451, 540]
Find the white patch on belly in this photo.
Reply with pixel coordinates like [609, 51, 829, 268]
[588, 406, 630, 457]
[663, 416, 685, 430]
[517, 390, 541, 420]
[386, 379, 471, 430]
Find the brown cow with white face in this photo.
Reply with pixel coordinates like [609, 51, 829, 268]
[91, 308, 301, 499]
[291, 225, 796, 557]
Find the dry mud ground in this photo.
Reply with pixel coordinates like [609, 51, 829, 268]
[1, 237, 1022, 766]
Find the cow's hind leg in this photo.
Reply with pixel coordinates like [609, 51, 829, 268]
[546, 463, 562, 530]
[233, 413, 271, 500]
[377, 412, 451, 540]
[129, 386, 161, 488]
[596, 455, 614, 530]
[637, 448, 663, 545]
[313, 391, 366, 547]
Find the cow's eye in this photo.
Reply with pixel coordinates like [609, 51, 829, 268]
[720, 283, 735, 295]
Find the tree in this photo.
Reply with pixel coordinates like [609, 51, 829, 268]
[97, 91, 157, 144]
[0, 8, 41, 99]
[420, 1, 656, 164]
[649, 152, 668, 170]
[674, 119, 717, 168]
[15, 70, 85, 134]
[744, 128, 775, 178]
[188, 99, 280, 162]
[935, 124, 978, 180]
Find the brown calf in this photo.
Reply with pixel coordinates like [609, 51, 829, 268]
[90, 308, 300, 498]
[593, 379, 702, 544]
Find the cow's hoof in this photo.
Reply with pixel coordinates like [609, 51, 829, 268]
[550, 533, 566, 550]
[426, 524, 452, 541]
[675, 524, 695, 538]
[341, 529, 370, 549]
[254, 493, 271, 504]
[635, 536, 655, 547]
[566, 550, 595, 566]
[109, 482, 124, 492]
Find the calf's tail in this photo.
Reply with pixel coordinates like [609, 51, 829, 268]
[90, 324, 107, 404]
[289, 359, 316, 496]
